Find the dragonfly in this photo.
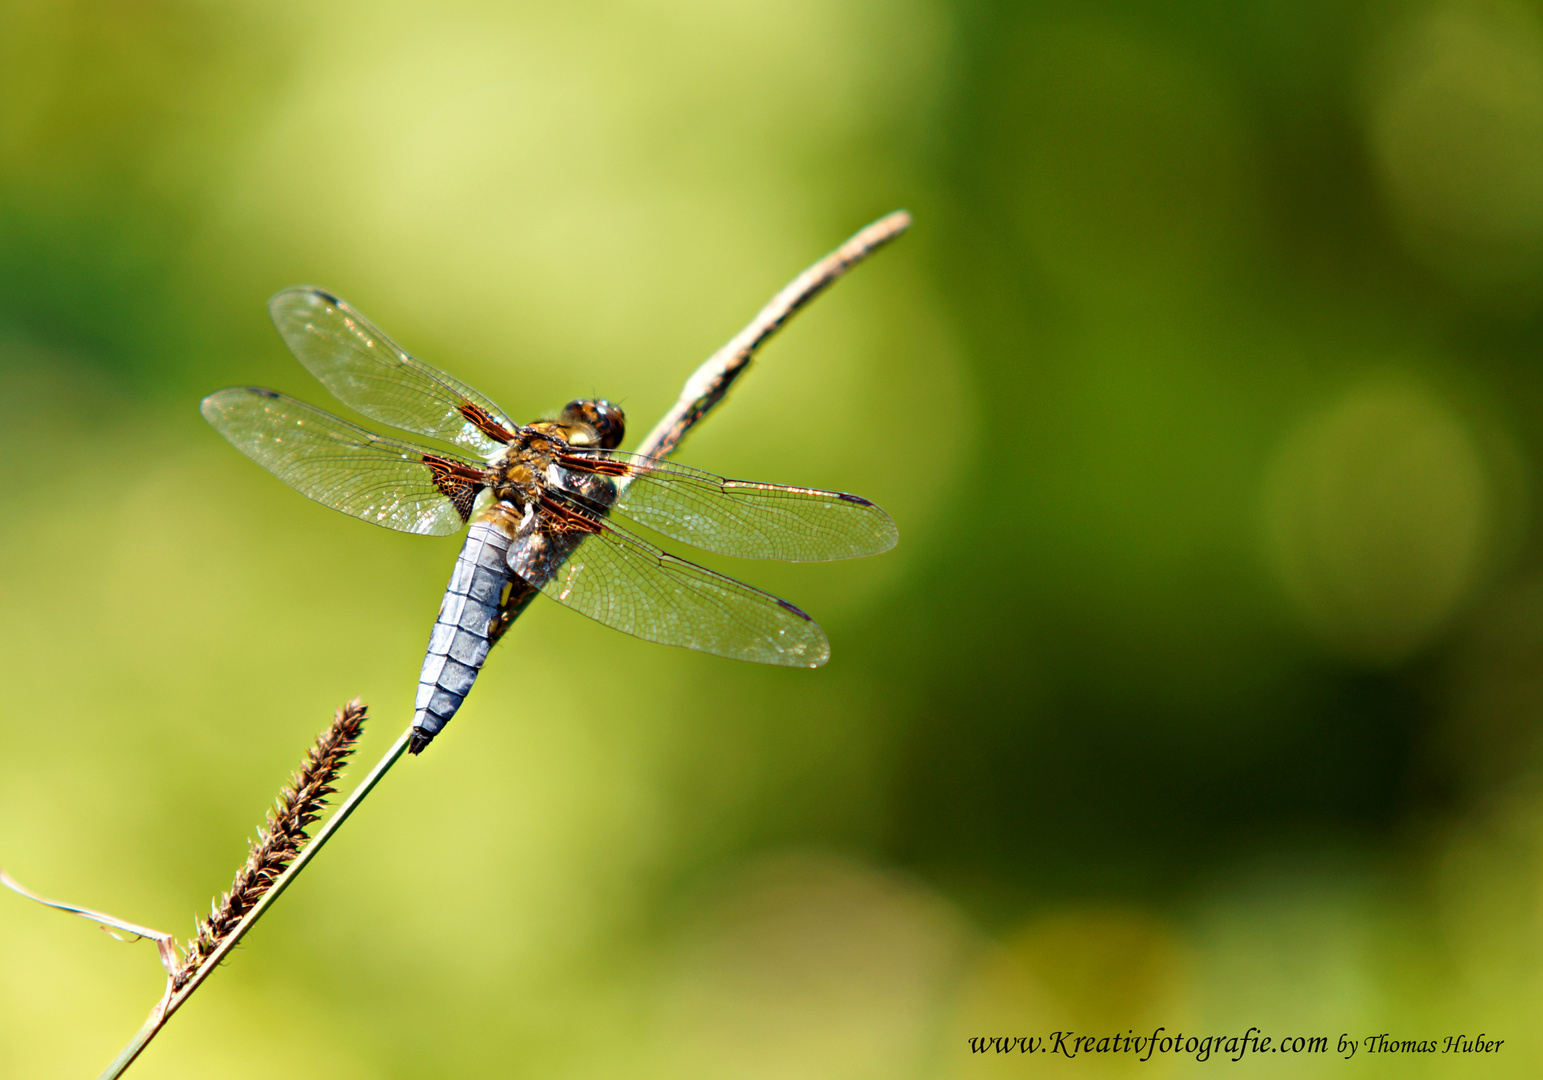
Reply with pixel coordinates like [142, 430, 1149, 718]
[202, 288, 898, 752]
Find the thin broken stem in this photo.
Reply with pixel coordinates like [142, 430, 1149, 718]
[96, 210, 910, 1078]
[0, 870, 179, 977]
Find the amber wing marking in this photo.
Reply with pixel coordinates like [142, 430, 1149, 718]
[456, 402, 517, 447]
[422, 454, 487, 523]
[538, 493, 607, 535]
[201, 387, 487, 536]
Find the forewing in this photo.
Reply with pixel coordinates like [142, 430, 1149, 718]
[507, 496, 830, 666]
[202, 388, 486, 536]
[554, 450, 898, 561]
[269, 286, 520, 456]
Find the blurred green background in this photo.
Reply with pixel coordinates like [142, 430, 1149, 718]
[4, 0, 1543, 1075]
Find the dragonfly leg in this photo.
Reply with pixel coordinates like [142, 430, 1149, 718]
[488, 578, 539, 648]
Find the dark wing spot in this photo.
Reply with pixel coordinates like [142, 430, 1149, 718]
[251, 387, 280, 398]
[836, 492, 873, 505]
[776, 597, 814, 621]
[313, 288, 341, 306]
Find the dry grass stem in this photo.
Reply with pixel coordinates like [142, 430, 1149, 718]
[634, 209, 911, 461]
[174, 698, 367, 989]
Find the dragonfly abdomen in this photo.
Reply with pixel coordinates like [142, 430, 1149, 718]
[410, 518, 515, 751]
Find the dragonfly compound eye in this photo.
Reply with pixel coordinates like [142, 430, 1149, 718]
[562, 398, 626, 450]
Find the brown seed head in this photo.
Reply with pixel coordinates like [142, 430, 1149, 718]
[173, 699, 367, 988]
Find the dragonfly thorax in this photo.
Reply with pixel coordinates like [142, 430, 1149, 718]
[489, 436, 559, 507]
[488, 399, 625, 508]
[487, 403, 625, 511]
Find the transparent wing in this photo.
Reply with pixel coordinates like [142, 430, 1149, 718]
[269, 286, 520, 456]
[201, 387, 486, 536]
[507, 495, 830, 666]
[553, 450, 898, 561]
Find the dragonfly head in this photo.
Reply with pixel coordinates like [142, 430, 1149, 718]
[560, 398, 626, 450]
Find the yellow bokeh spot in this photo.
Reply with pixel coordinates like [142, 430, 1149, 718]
[1262, 379, 1496, 664]
[1367, 0, 1543, 289]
